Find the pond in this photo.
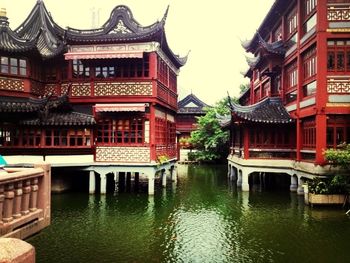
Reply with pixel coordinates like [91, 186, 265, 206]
[28, 165, 350, 263]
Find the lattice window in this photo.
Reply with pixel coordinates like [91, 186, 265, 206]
[285, 61, 298, 103]
[254, 87, 261, 103]
[169, 69, 177, 92]
[327, 115, 350, 149]
[304, 0, 317, 19]
[286, 7, 298, 39]
[73, 59, 90, 79]
[155, 117, 166, 145]
[44, 128, 91, 147]
[0, 56, 27, 76]
[303, 46, 317, 81]
[286, 61, 298, 91]
[97, 117, 144, 145]
[302, 118, 316, 149]
[158, 56, 169, 86]
[94, 55, 149, 79]
[327, 40, 350, 72]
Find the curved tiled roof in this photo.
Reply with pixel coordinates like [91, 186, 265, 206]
[242, 0, 288, 53]
[229, 97, 294, 124]
[64, 5, 186, 68]
[20, 112, 95, 126]
[2, 2, 186, 66]
[256, 33, 286, 56]
[14, 1, 65, 59]
[178, 94, 209, 114]
[0, 95, 69, 113]
[0, 17, 37, 53]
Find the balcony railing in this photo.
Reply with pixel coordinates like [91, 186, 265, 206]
[0, 163, 50, 239]
[328, 4, 350, 22]
[327, 77, 350, 94]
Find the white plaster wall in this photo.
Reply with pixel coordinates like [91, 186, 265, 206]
[4, 155, 44, 165]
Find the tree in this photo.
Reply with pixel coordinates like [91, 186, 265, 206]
[324, 143, 350, 169]
[239, 83, 250, 95]
[189, 97, 231, 163]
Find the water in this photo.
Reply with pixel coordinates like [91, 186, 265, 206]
[28, 165, 350, 263]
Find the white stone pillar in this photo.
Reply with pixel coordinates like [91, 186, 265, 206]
[161, 170, 167, 188]
[100, 174, 107, 194]
[89, 171, 95, 194]
[230, 167, 237, 181]
[114, 172, 119, 193]
[303, 183, 309, 205]
[297, 177, 304, 195]
[148, 173, 155, 195]
[170, 167, 177, 182]
[228, 164, 231, 179]
[241, 170, 250, 192]
[290, 176, 297, 192]
[237, 171, 242, 187]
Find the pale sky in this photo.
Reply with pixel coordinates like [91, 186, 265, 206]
[3, 0, 274, 105]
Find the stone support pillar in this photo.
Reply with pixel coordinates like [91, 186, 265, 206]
[3, 183, 15, 223]
[290, 176, 298, 192]
[13, 181, 23, 219]
[237, 171, 242, 187]
[114, 172, 119, 193]
[297, 177, 304, 195]
[161, 170, 167, 188]
[89, 171, 96, 194]
[241, 171, 250, 192]
[170, 167, 177, 182]
[148, 173, 155, 195]
[100, 174, 107, 194]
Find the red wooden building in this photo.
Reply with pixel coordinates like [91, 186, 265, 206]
[177, 93, 208, 148]
[0, 2, 186, 194]
[226, 0, 350, 193]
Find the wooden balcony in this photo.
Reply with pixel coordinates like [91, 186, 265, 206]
[0, 163, 50, 239]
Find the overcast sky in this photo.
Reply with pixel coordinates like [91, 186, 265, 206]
[3, 0, 274, 105]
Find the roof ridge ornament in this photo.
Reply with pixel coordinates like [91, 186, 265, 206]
[109, 20, 132, 34]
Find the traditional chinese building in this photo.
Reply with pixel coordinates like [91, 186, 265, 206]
[177, 93, 208, 147]
[0, 2, 186, 194]
[226, 0, 350, 193]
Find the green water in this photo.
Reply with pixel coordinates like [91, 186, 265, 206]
[28, 165, 350, 263]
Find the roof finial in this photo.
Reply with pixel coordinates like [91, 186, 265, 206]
[161, 5, 169, 24]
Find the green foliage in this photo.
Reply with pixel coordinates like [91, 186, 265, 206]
[157, 155, 169, 164]
[189, 97, 230, 163]
[239, 83, 250, 95]
[324, 143, 350, 169]
[308, 175, 350, 194]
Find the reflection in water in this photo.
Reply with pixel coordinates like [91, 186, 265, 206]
[29, 165, 350, 263]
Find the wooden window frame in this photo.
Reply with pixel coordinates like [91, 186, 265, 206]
[0, 56, 27, 77]
[327, 40, 350, 72]
[96, 117, 145, 146]
[302, 119, 316, 149]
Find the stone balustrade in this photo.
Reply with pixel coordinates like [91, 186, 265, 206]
[0, 163, 51, 239]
